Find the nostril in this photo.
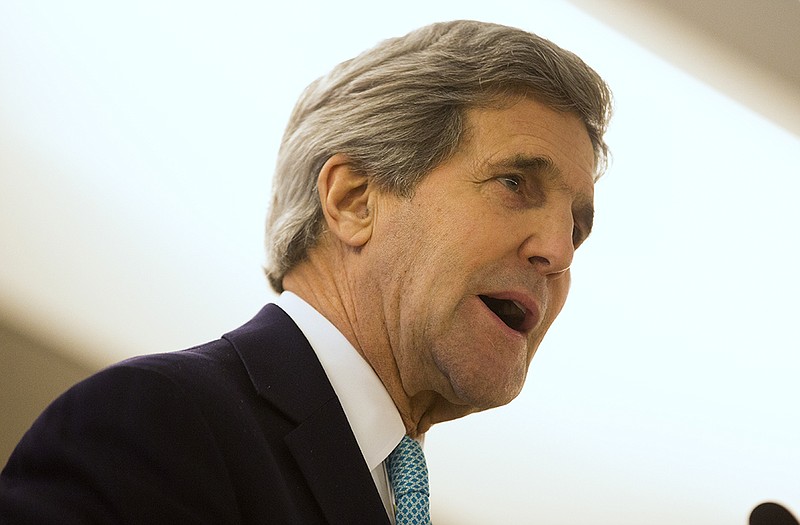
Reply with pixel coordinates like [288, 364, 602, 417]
[528, 255, 550, 267]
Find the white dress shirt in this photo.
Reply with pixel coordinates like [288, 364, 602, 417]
[274, 292, 406, 522]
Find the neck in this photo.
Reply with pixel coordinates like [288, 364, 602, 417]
[282, 244, 476, 437]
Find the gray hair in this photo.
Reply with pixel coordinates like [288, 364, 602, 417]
[265, 20, 613, 292]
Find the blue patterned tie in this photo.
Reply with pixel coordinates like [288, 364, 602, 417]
[387, 436, 431, 525]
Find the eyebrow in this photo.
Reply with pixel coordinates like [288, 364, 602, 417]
[489, 154, 595, 235]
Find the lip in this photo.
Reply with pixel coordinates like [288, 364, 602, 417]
[477, 290, 542, 335]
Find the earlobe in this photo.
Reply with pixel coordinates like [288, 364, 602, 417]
[318, 153, 374, 247]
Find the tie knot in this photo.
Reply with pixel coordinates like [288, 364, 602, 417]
[387, 435, 430, 497]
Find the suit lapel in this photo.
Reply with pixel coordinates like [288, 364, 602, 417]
[224, 304, 391, 525]
[285, 397, 391, 524]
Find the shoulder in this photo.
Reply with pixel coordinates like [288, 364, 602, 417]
[0, 305, 321, 523]
[111, 337, 244, 393]
[95, 301, 299, 401]
[1, 339, 245, 523]
[16, 336, 248, 459]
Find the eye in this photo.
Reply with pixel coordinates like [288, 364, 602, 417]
[572, 224, 589, 248]
[498, 175, 523, 193]
[572, 226, 582, 247]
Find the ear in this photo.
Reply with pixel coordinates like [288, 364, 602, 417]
[317, 153, 375, 247]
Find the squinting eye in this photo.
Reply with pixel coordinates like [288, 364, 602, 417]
[498, 176, 523, 192]
[572, 226, 586, 248]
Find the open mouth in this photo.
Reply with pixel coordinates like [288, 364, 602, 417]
[479, 295, 527, 332]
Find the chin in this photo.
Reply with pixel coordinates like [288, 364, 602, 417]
[450, 375, 525, 411]
[431, 331, 531, 411]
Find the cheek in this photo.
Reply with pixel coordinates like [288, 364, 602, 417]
[554, 271, 572, 304]
[543, 273, 572, 326]
[524, 276, 572, 364]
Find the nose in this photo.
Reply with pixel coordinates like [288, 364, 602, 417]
[519, 209, 575, 277]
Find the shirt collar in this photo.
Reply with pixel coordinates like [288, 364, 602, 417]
[274, 292, 405, 471]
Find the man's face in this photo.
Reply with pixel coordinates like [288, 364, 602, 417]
[363, 96, 596, 416]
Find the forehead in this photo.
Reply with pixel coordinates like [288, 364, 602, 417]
[461, 97, 597, 187]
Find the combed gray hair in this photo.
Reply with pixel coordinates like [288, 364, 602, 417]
[265, 20, 613, 292]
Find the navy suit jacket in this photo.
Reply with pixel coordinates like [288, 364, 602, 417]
[0, 304, 392, 524]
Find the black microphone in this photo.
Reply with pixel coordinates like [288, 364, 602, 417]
[750, 502, 800, 525]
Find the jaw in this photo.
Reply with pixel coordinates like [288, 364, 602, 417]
[403, 391, 482, 437]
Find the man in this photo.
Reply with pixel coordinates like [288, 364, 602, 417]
[0, 20, 611, 524]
